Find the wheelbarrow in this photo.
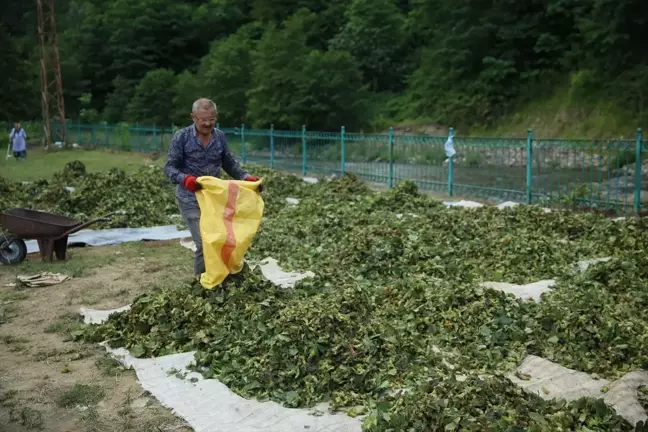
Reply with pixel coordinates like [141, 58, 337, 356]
[0, 208, 118, 264]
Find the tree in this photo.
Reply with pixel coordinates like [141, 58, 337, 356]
[7, 0, 648, 133]
[250, 0, 350, 50]
[103, 76, 136, 123]
[575, 0, 648, 75]
[61, 0, 120, 109]
[330, 0, 407, 92]
[246, 10, 312, 128]
[126, 69, 177, 126]
[191, 0, 254, 51]
[78, 93, 100, 124]
[405, 0, 562, 125]
[247, 9, 368, 130]
[61, 0, 227, 110]
[293, 50, 369, 130]
[0, 24, 38, 121]
[197, 25, 259, 126]
[172, 70, 202, 126]
[251, 0, 329, 23]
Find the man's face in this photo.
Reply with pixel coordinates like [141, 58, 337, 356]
[191, 109, 217, 135]
[14, 123, 19, 130]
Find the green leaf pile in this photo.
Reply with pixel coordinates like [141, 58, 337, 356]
[45, 166, 648, 430]
[1, 161, 179, 228]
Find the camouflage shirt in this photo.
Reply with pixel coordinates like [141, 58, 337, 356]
[164, 124, 249, 210]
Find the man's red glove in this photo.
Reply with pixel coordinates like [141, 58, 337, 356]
[246, 175, 263, 192]
[183, 176, 201, 192]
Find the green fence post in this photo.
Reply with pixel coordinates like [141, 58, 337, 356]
[388, 127, 394, 188]
[270, 124, 275, 168]
[341, 126, 346, 175]
[526, 128, 533, 204]
[105, 124, 109, 148]
[634, 128, 643, 213]
[153, 124, 158, 152]
[77, 122, 81, 146]
[91, 124, 95, 147]
[448, 127, 454, 197]
[241, 124, 247, 164]
[302, 125, 307, 175]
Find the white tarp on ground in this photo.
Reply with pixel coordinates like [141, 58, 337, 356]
[575, 257, 613, 273]
[94, 344, 362, 432]
[80, 305, 131, 325]
[480, 257, 613, 302]
[24, 225, 191, 254]
[442, 200, 485, 208]
[480, 280, 556, 302]
[286, 197, 300, 205]
[442, 200, 554, 213]
[510, 355, 648, 426]
[251, 257, 315, 288]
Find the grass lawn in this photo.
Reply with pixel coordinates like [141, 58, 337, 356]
[0, 147, 164, 182]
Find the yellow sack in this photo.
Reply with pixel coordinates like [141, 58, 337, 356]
[195, 176, 265, 289]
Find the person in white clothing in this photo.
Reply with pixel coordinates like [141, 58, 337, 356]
[9, 122, 27, 160]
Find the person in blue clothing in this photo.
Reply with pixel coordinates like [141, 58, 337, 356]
[164, 98, 262, 277]
[9, 122, 27, 160]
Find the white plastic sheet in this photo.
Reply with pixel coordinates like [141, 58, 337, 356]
[251, 257, 315, 288]
[442, 200, 554, 213]
[480, 257, 613, 302]
[480, 280, 556, 302]
[80, 305, 131, 324]
[576, 257, 612, 273]
[444, 135, 456, 158]
[496, 201, 520, 209]
[180, 237, 197, 252]
[510, 355, 648, 426]
[24, 225, 191, 254]
[88, 342, 362, 432]
[442, 200, 484, 208]
[286, 197, 300, 205]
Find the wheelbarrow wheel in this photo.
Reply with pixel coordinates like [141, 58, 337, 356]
[0, 237, 27, 264]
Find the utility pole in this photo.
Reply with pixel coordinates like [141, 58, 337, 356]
[36, 0, 67, 148]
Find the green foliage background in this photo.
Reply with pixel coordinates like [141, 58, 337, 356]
[2, 0, 648, 136]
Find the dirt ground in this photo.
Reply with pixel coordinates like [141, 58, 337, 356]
[0, 240, 196, 432]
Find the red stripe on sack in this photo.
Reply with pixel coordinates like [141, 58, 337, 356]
[220, 182, 239, 271]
